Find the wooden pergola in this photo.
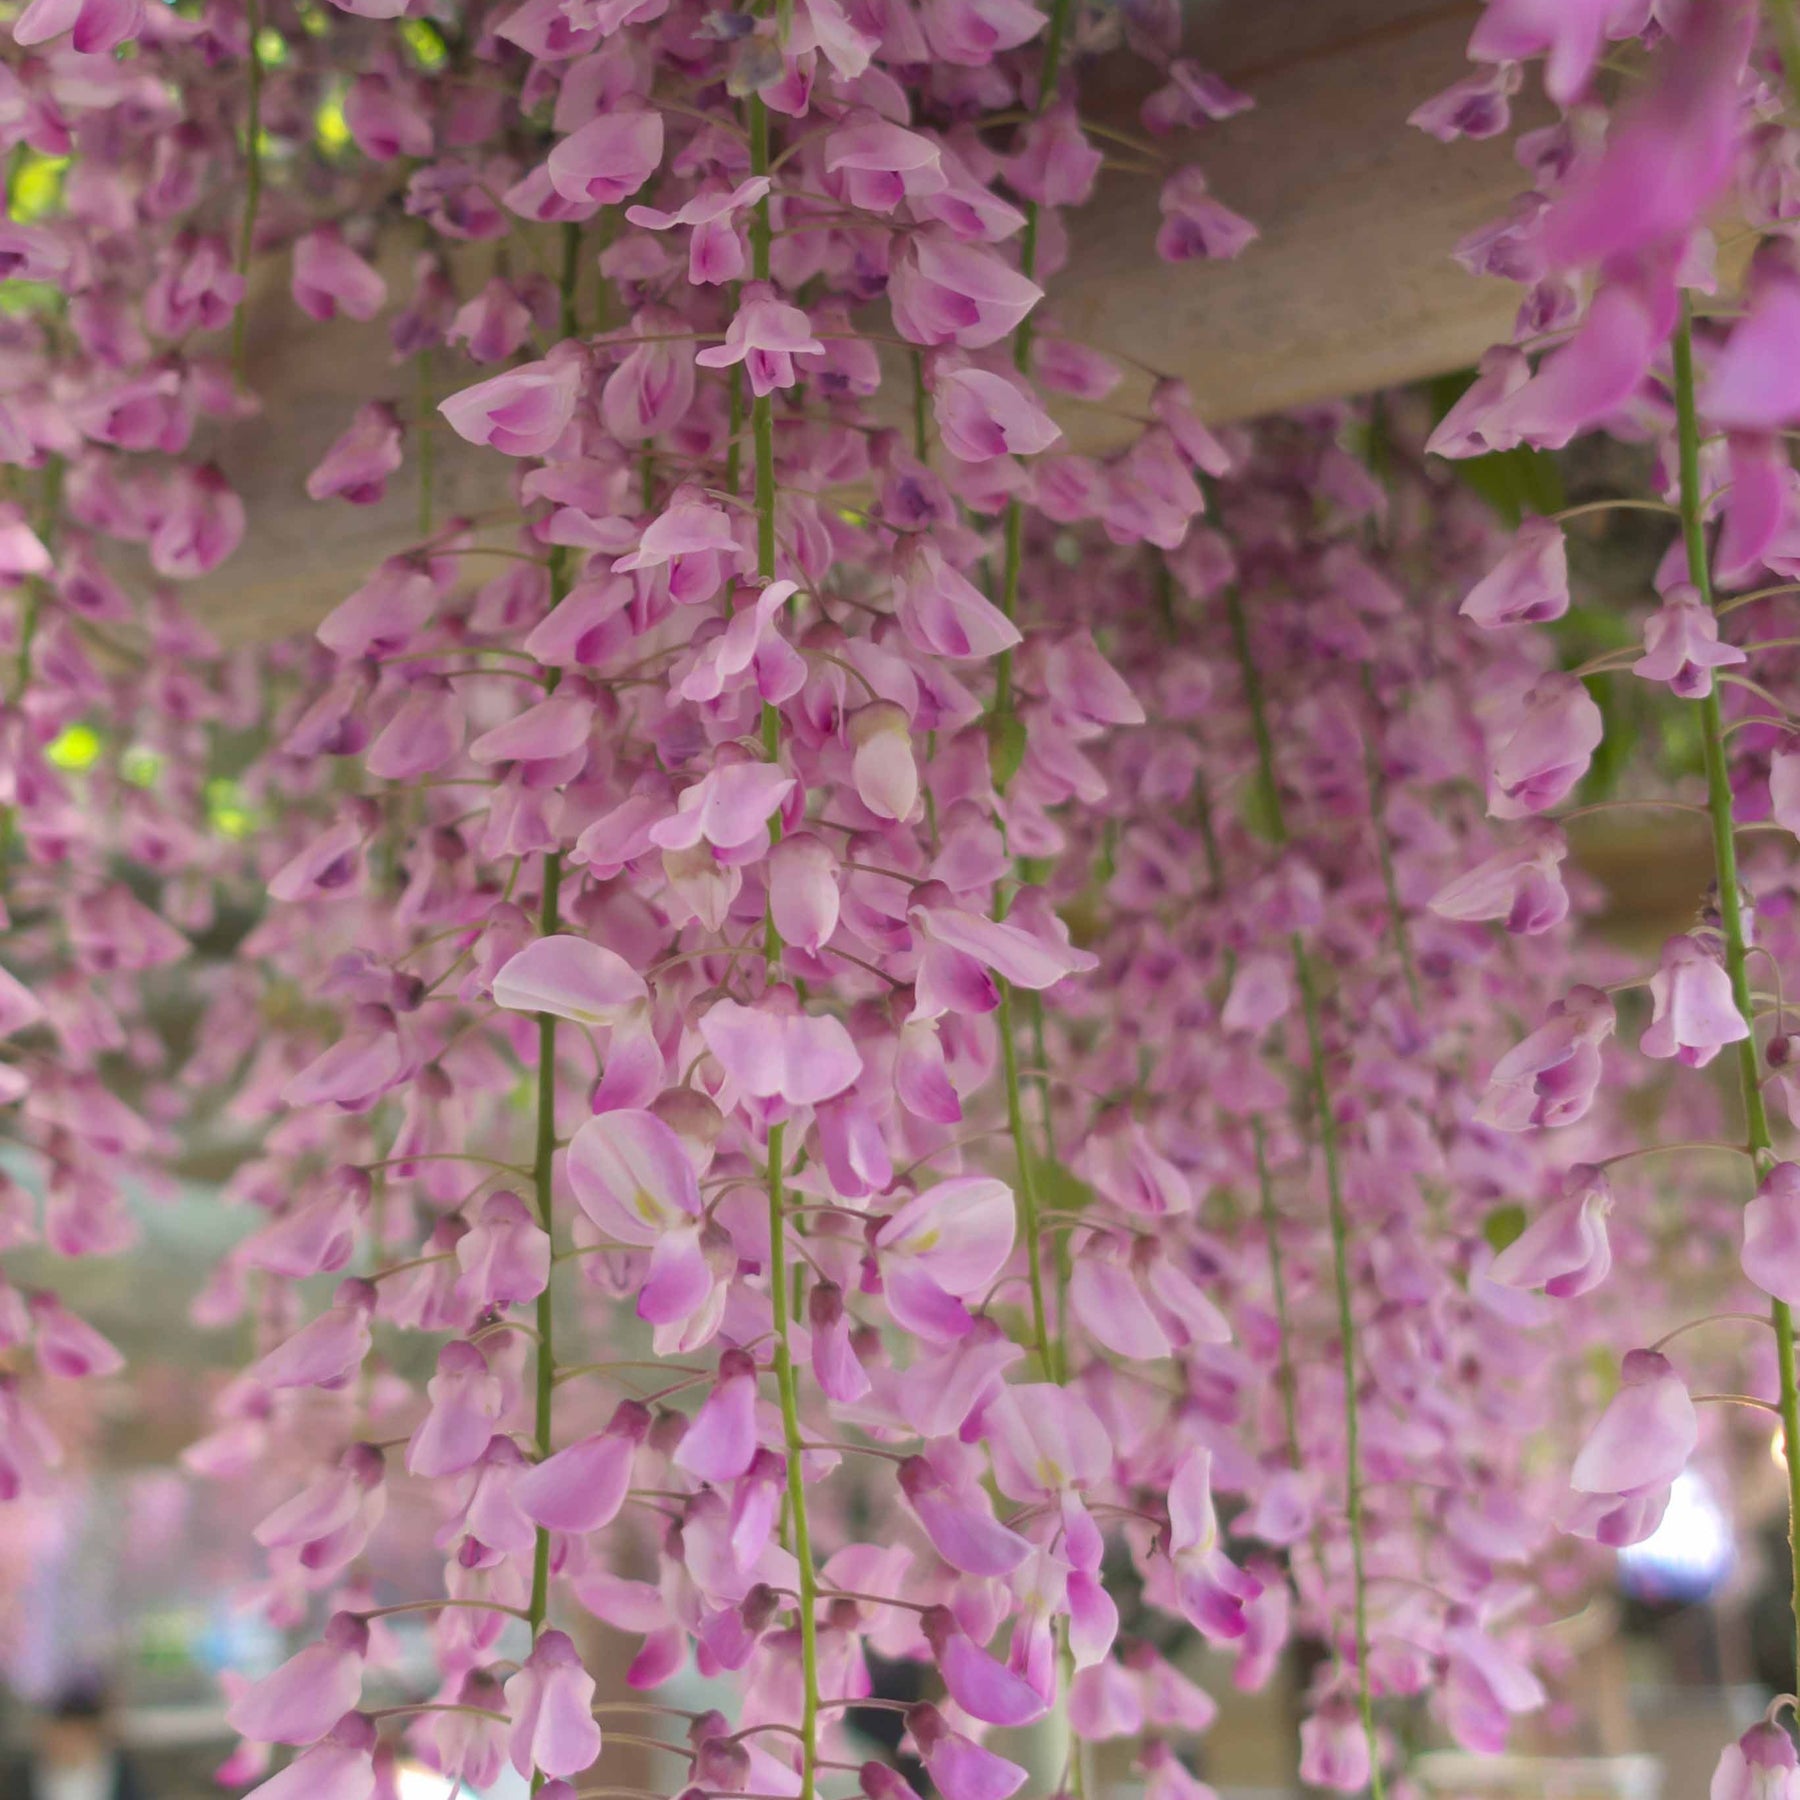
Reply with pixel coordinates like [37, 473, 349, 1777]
[189, 0, 1526, 642]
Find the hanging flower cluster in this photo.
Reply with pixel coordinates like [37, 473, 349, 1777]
[1420, 0, 1800, 1786]
[9, 0, 1797, 1792]
[0, 5, 267, 1510]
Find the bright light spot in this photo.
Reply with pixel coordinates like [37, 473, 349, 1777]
[205, 777, 254, 840]
[400, 18, 448, 69]
[1618, 1469, 1734, 1604]
[314, 90, 351, 155]
[1774, 1428, 1787, 1469]
[8, 154, 67, 224]
[45, 723, 101, 771]
[254, 25, 287, 61]
[391, 1763, 462, 1800]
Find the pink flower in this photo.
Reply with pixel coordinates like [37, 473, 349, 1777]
[627, 179, 769, 286]
[1489, 1164, 1613, 1298]
[292, 229, 387, 324]
[503, 1630, 602, 1780]
[547, 110, 663, 206]
[1712, 1721, 1800, 1800]
[1537, 0, 1751, 271]
[150, 464, 244, 579]
[824, 116, 947, 212]
[228, 1612, 369, 1746]
[1165, 1446, 1260, 1641]
[12, 0, 139, 53]
[1298, 1699, 1372, 1794]
[696, 284, 825, 396]
[491, 936, 648, 1028]
[1743, 1164, 1800, 1306]
[249, 1279, 375, 1392]
[1465, 0, 1628, 106]
[649, 760, 794, 854]
[1156, 167, 1258, 264]
[406, 1340, 504, 1479]
[1641, 934, 1749, 1068]
[906, 1703, 1027, 1800]
[1702, 253, 1800, 429]
[679, 578, 805, 706]
[1570, 1348, 1697, 1498]
[700, 993, 863, 1106]
[1429, 825, 1569, 935]
[899, 1450, 1031, 1575]
[1633, 593, 1745, 699]
[29, 1294, 124, 1378]
[875, 1176, 1016, 1342]
[1487, 673, 1604, 818]
[1480, 984, 1615, 1131]
[934, 363, 1061, 462]
[890, 231, 1042, 350]
[515, 1401, 649, 1533]
[602, 306, 698, 437]
[455, 1191, 551, 1310]
[923, 1606, 1050, 1725]
[672, 1346, 760, 1482]
[769, 831, 840, 953]
[253, 1443, 387, 1579]
[241, 1713, 377, 1800]
[893, 539, 1022, 660]
[440, 351, 584, 457]
[306, 404, 404, 506]
[1461, 516, 1569, 628]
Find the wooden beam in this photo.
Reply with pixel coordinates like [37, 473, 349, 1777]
[169, 0, 1535, 642]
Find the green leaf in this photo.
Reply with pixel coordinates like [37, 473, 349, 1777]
[1483, 1203, 1527, 1253]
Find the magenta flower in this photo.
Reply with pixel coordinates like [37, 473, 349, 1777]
[1632, 593, 1745, 699]
[1461, 516, 1569, 629]
[455, 1191, 551, 1310]
[29, 1294, 124, 1378]
[824, 116, 947, 213]
[12, 0, 140, 52]
[1487, 673, 1604, 818]
[292, 228, 387, 323]
[695, 284, 826, 396]
[440, 351, 584, 457]
[1164, 1446, 1260, 1642]
[889, 231, 1042, 350]
[934, 362, 1061, 462]
[906, 1703, 1027, 1800]
[306, 403, 404, 506]
[503, 1630, 602, 1780]
[1428, 826, 1569, 936]
[546, 109, 664, 206]
[1298, 1698, 1373, 1794]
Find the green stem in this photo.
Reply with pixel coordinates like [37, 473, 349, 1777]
[1229, 586, 1384, 1799]
[745, 88, 816, 1800]
[232, 0, 264, 384]
[911, 351, 930, 463]
[766, 1123, 819, 1800]
[1673, 298, 1800, 1687]
[999, 980, 1053, 1375]
[1773, 0, 1800, 111]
